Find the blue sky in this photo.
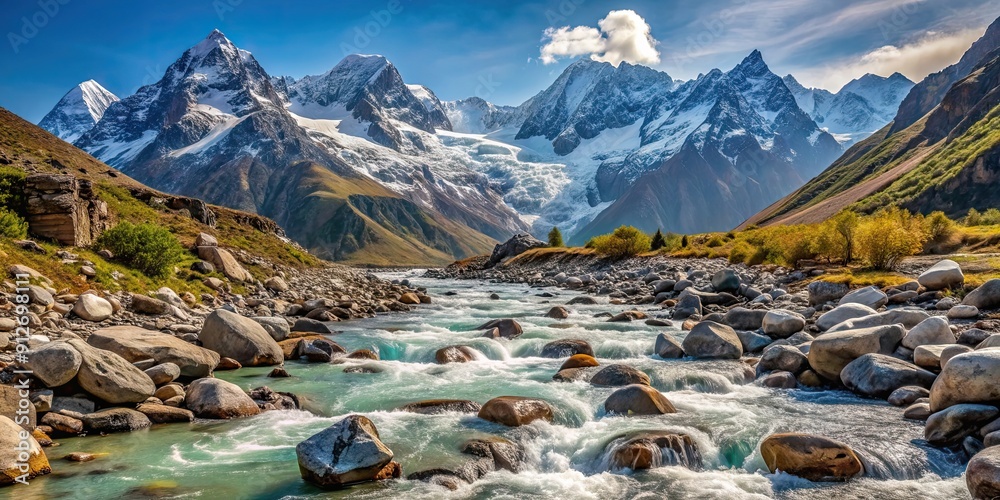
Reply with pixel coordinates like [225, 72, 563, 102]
[2, 0, 998, 123]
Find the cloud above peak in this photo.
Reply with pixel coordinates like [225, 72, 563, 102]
[540, 10, 661, 67]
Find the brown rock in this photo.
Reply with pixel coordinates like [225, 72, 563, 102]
[760, 433, 863, 481]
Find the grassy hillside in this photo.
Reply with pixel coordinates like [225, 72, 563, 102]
[0, 107, 318, 294]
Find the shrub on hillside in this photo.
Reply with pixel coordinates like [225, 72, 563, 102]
[924, 211, 955, 242]
[0, 208, 27, 239]
[983, 208, 1000, 225]
[0, 167, 26, 216]
[589, 225, 651, 259]
[965, 208, 983, 226]
[96, 222, 186, 278]
[650, 229, 666, 251]
[856, 208, 925, 270]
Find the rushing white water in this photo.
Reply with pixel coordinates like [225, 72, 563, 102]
[16, 271, 969, 499]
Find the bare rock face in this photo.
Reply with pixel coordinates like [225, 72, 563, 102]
[487, 233, 546, 267]
[24, 174, 109, 246]
[760, 433, 863, 481]
[296, 415, 398, 488]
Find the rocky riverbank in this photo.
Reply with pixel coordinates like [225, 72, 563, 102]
[425, 240, 1000, 496]
[0, 246, 431, 487]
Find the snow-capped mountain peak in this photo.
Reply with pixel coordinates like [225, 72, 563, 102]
[786, 71, 914, 145]
[38, 80, 119, 143]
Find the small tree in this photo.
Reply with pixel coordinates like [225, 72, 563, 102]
[96, 222, 186, 278]
[983, 208, 1000, 225]
[650, 229, 666, 250]
[856, 208, 926, 270]
[681, 235, 689, 248]
[547, 226, 564, 247]
[925, 211, 955, 243]
[966, 208, 983, 226]
[590, 225, 651, 259]
[831, 209, 860, 263]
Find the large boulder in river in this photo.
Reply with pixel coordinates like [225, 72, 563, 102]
[807, 324, 905, 380]
[929, 349, 1000, 412]
[901, 316, 954, 349]
[925, 404, 999, 446]
[540, 339, 594, 358]
[397, 400, 481, 414]
[88, 326, 220, 377]
[963, 279, 1000, 310]
[838, 286, 888, 309]
[478, 396, 554, 426]
[827, 309, 928, 333]
[758, 345, 809, 374]
[434, 346, 480, 364]
[487, 233, 546, 267]
[199, 309, 283, 366]
[590, 364, 651, 386]
[185, 378, 261, 419]
[25, 341, 81, 387]
[68, 339, 155, 404]
[808, 281, 849, 306]
[759, 433, 863, 481]
[681, 321, 743, 360]
[762, 309, 805, 338]
[605, 431, 702, 471]
[654, 333, 684, 359]
[918, 260, 964, 290]
[840, 353, 936, 398]
[816, 303, 876, 331]
[967, 446, 1000, 499]
[0, 415, 50, 485]
[604, 384, 675, 416]
[297, 415, 398, 488]
[476, 319, 522, 339]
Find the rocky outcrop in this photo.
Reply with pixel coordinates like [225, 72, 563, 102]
[487, 234, 546, 267]
[24, 173, 109, 246]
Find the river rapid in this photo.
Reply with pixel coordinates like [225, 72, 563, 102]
[14, 271, 969, 499]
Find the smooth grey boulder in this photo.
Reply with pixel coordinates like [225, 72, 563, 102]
[88, 326, 220, 377]
[654, 333, 684, 359]
[838, 286, 888, 309]
[682, 321, 743, 360]
[925, 404, 999, 446]
[200, 309, 283, 366]
[816, 303, 876, 331]
[827, 309, 929, 333]
[840, 353, 936, 398]
[929, 348, 1000, 412]
[252, 317, 291, 342]
[25, 341, 82, 387]
[185, 378, 261, 419]
[807, 324, 906, 380]
[762, 309, 805, 338]
[918, 259, 964, 290]
[68, 339, 155, 404]
[808, 281, 849, 306]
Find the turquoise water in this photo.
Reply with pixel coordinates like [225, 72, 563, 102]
[10, 272, 968, 499]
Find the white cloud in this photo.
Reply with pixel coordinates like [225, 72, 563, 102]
[540, 10, 661, 66]
[794, 28, 984, 91]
